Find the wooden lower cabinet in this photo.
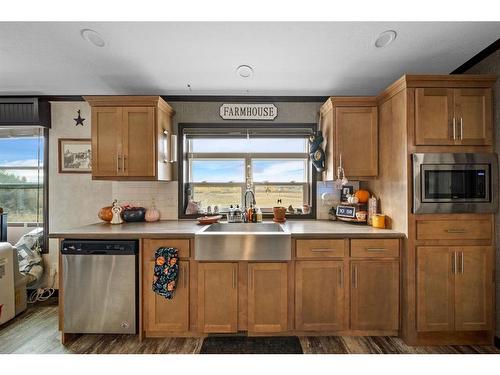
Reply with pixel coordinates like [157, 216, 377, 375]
[248, 263, 288, 333]
[416, 246, 493, 333]
[416, 247, 455, 331]
[454, 247, 493, 331]
[144, 260, 189, 334]
[197, 262, 238, 333]
[295, 261, 345, 331]
[350, 260, 399, 331]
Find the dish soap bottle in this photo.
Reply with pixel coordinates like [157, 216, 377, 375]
[256, 207, 263, 222]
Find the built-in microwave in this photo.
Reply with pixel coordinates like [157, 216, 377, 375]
[412, 153, 498, 214]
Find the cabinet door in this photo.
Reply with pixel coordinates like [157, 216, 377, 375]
[197, 263, 238, 333]
[91, 107, 123, 177]
[454, 88, 492, 145]
[335, 106, 378, 178]
[247, 263, 288, 333]
[415, 88, 455, 145]
[122, 107, 156, 177]
[295, 261, 345, 331]
[350, 260, 399, 331]
[416, 247, 454, 332]
[455, 246, 493, 331]
[145, 260, 189, 334]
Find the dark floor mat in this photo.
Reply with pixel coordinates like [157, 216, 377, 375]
[200, 336, 303, 354]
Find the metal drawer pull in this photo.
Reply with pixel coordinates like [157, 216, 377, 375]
[445, 228, 466, 234]
[452, 117, 456, 140]
[452, 252, 457, 274]
[310, 248, 334, 252]
[460, 251, 464, 274]
[366, 248, 387, 252]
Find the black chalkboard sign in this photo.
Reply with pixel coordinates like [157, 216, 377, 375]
[336, 205, 356, 219]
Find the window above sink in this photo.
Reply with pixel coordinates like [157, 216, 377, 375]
[178, 124, 317, 219]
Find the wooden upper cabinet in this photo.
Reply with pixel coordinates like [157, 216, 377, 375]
[91, 107, 123, 177]
[248, 263, 288, 333]
[415, 88, 454, 145]
[454, 246, 493, 331]
[454, 88, 492, 145]
[122, 107, 156, 177]
[85, 96, 175, 180]
[414, 86, 493, 146]
[350, 260, 399, 331]
[335, 106, 378, 179]
[320, 97, 378, 181]
[416, 247, 455, 332]
[295, 261, 345, 331]
[198, 262, 238, 333]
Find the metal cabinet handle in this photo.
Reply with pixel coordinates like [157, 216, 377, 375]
[460, 117, 463, 140]
[339, 266, 343, 288]
[452, 117, 456, 140]
[452, 252, 456, 274]
[232, 267, 237, 289]
[123, 155, 127, 172]
[183, 264, 188, 288]
[445, 228, 466, 234]
[460, 251, 464, 274]
[366, 248, 386, 252]
[352, 266, 358, 288]
[117, 155, 121, 172]
[310, 248, 334, 252]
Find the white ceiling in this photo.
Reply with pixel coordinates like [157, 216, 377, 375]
[0, 22, 499, 96]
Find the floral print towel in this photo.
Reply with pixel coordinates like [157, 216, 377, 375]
[152, 247, 179, 299]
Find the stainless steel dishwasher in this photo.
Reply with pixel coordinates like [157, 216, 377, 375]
[61, 240, 138, 334]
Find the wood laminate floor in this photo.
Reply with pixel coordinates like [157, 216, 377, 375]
[1, 299, 499, 354]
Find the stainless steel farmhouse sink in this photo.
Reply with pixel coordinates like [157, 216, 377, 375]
[195, 222, 291, 261]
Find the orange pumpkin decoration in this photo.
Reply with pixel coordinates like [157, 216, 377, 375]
[98, 206, 113, 222]
[354, 189, 370, 203]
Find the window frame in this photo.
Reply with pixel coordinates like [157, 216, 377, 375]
[178, 123, 317, 220]
[0, 127, 49, 252]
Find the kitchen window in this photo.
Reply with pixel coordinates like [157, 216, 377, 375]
[0, 127, 47, 250]
[179, 124, 316, 218]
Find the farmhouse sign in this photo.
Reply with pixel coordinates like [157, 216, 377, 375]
[219, 103, 278, 120]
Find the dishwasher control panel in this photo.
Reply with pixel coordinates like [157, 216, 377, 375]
[61, 240, 138, 255]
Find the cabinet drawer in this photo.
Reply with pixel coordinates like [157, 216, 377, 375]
[296, 239, 345, 259]
[416, 220, 491, 241]
[143, 238, 190, 260]
[350, 239, 399, 258]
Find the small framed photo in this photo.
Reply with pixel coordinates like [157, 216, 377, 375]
[340, 185, 354, 202]
[58, 138, 92, 173]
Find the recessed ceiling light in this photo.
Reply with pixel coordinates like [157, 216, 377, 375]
[236, 65, 253, 78]
[374, 30, 397, 48]
[80, 29, 106, 48]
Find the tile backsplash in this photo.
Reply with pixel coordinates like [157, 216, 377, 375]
[111, 180, 358, 220]
[316, 180, 360, 220]
[112, 181, 178, 220]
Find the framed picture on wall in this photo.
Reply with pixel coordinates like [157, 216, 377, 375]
[58, 138, 92, 173]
